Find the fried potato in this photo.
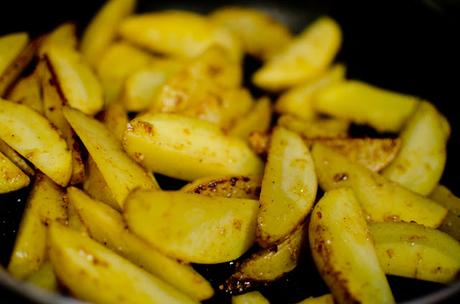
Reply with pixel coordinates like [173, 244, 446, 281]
[306, 138, 401, 172]
[100, 102, 129, 142]
[370, 222, 460, 283]
[0, 32, 29, 75]
[429, 185, 460, 241]
[68, 187, 214, 300]
[248, 131, 270, 155]
[278, 115, 350, 139]
[229, 97, 272, 140]
[311, 144, 447, 228]
[8, 174, 67, 279]
[0, 151, 30, 193]
[63, 107, 158, 208]
[315, 81, 419, 133]
[124, 190, 259, 263]
[383, 102, 449, 195]
[210, 7, 292, 60]
[83, 157, 119, 210]
[25, 262, 58, 292]
[66, 196, 89, 235]
[309, 188, 394, 304]
[7, 68, 43, 114]
[0, 139, 34, 177]
[258, 127, 317, 246]
[275, 64, 346, 120]
[119, 10, 241, 61]
[182, 175, 261, 199]
[231, 291, 270, 304]
[39, 23, 77, 56]
[296, 294, 334, 304]
[81, 0, 137, 66]
[123, 113, 264, 181]
[0, 100, 72, 186]
[48, 223, 198, 304]
[253, 17, 342, 91]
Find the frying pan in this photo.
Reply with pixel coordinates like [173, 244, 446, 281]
[1, 0, 460, 303]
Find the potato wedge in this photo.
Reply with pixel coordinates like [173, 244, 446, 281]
[296, 294, 334, 304]
[96, 41, 154, 104]
[253, 17, 341, 91]
[210, 7, 292, 60]
[182, 175, 261, 200]
[0, 151, 30, 193]
[45, 45, 103, 115]
[68, 187, 213, 300]
[0, 139, 34, 177]
[119, 10, 241, 61]
[429, 185, 460, 241]
[258, 127, 317, 246]
[309, 188, 394, 304]
[8, 174, 67, 279]
[383, 102, 449, 195]
[66, 197, 88, 235]
[25, 262, 58, 292]
[48, 223, 198, 304]
[232, 291, 270, 304]
[311, 144, 447, 227]
[278, 115, 350, 139]
[100, 102, 129, 142]
[39, 23, 77, 56]
[124, 190, 259, 263]
[248, 131, 270, 155]
[83, 157, 119, 210]
[314, 81, 419, 132]
[123, 113, 263, 181]
[81, 0, 136, 66]
[229, 97, 272, 140]
[370, 222, 460, 283]
[0, 100, 72, 186]
[7, 69, 43, 114]
[275, 64, 346, 120]
[0, 32, 29, 75]
[306, 138, 401, 172]
[63, 107, 158, 208]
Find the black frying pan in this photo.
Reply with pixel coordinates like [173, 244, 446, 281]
[1, 0, 460, 303]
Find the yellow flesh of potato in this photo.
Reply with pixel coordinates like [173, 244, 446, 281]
[101, 102, 130, 142]
[296, 294, 334, 304]
[383, 102, 449, 195]
[67, 187, 214, 300]
[0, 100, 72, 186]
[258, 127, 317, 246]
[229, 97, 272, 140]
[39, 23, 78, 56]
[278, 115, 350, 139]
[48, 223, 198, 304]
[124, 190, 259, 263]
[309, 188, 394, 304]
[311, 144, 447, 227]
[0, 139, 34, 177]
[0, 151, 30, 193]
[231, 291, 270, 304]
[429, 185, 460, 241]
[123, 113, 264, 181]
[370, 222, 460, 283]
[83, 156, 119, 210]
[25, 262, 58, 292]
[253, 17, 342, 91]
[7, 69, 43, 114]
[0, 32, 29, 76]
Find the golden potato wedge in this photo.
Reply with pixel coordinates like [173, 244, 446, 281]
[0, 100, 72, 186]
[124, 190, 259, 263]
[63, 107, 158, 208]
[66, 196, 88, 235]
[100, 102, 129, 142]
[7, 69, 43, 114]
[45, 45, 103, 115]
[41, 58, 85, 185]
[8, 174, 67, 279]
[306, 138, 401, 172]
[83, 157, 119, 210]
[258, 127, 317, 246]
[68, 187, 213, 300]
[370, 222, 460, 283]
[0, 151, 30, 193]
[228, 97, 272, 140]
[314, 81, 419, 133]
[48, 223, 198, 304]
[210, 7, 292, 60]
[275, 64, 346, 120]
[429, 185, 460, 241]
[248, 131, 271, 155]
[182, 175, 261, 200]
[278, 115, 350, 139]
[119, 10, 241, 61]
[253, 17, 342, 91]
[311, 144, 447, 228]
[0, 139, 34, 177]
[25, 262, 58, 292]
[39, 23, 77, 56]
[81, 0, 136, 66]
[123, 113, 263, 181]
[309, 188, 394, 304]
[0, 32, 29, 75]
[296, 294, 334, 304]
[383, 102, 449, 195]
[232, 291, 270, 304]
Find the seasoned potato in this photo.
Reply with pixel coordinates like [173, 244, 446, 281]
[7, 68, 43, 114]
[48, 223, 198, 304]
[383, 102, 449, 195]
[0, 139, 34, 177]
[311, 144, 447, 228]
[315, 80, 419, 132]
[296, 294, 334, 304]
[25, 262, 58, 292]
[100, 102, 129, 142]
[229, 97, 272, 140]
[253, 17, 342, 91]
[123, 113, 263, 181]
[309, 188, 394, 304]
[231, 291, 270, 304]
[278, 115, 350, 139]
[258, 127, 317, 246]
[0, 100, 72, 186]
[0, 32, 29, 75]
[429, 185, 460, 241]
[83, 157, 119, 210]
[370, 222, 460, 283]
[39, 23, 77, 56]
[0, 151, 30, 193]
[124, 190, 259, 263]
